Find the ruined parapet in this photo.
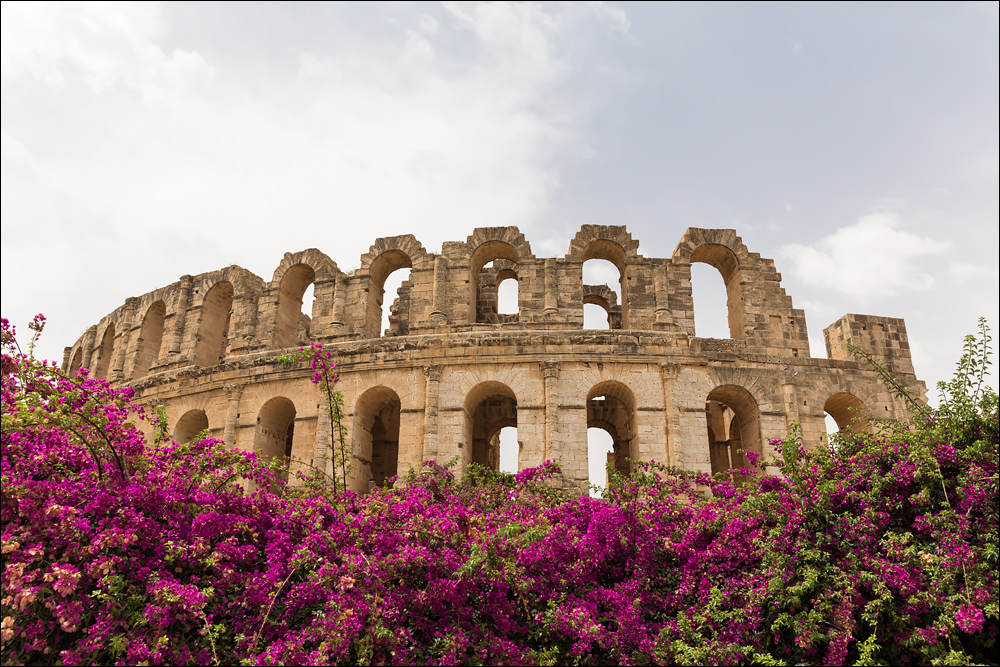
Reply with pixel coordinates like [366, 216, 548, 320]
[63, 226, 927, 496]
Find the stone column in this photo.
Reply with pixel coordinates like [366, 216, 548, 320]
[540, 361, 560, 461]
[80, 326, 97, 372]
[660, 362, 680, 467]
[430, 256, 448, 325]
[331, 277, 347, 327]
[223, 383, 244, 447]
[653, 264, 671, 327]
[543, 258, 558, 317]
[422, 363, 443, 464]
[169, 275, 194, 355]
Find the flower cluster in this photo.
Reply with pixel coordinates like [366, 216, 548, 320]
[2, 316, 997, 665]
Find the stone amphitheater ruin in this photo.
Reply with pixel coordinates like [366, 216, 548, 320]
[64, 226, 927, 494]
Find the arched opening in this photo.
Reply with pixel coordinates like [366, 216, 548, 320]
[582, 284, 622, 330]
[174, 409, 209, 443]
[352, 386, 401, 493]
[69, 347, 83, 375]
[582, 242, 628, 328]
[366, 250, 413, 339]
[193, 281, 235, 367]
[465, 381, 518, 471]
[497, 271, 519, 316]
[132, 301, 166, 377]
[690, 263, 730, 339]
[824, 393, 869, 444]
[587, 381, 637, 480]
[255, 397, 297, 483]
[382, 267, 412, 336]
[275, 264, 316, 349]
[587, 427, 615, 497]
[498, 426, 519, 473]
[705, 385, 762, 476]
[690, 244, 745, 340]
[471, 242, 520, 324]
[94, 324, 116, 380]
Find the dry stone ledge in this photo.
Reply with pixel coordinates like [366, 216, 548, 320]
[64, 226, 926, 495]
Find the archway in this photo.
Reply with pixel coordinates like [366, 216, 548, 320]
[366, 250, 413, 339]
[132, 301, 166, 377]
[69, 347, 83, 375]
[705, 384, 762, 475]
[174, 409, 209, 443]
[587, 381, 636, 479]
[465, 381, 518, 471]
[690, 244, 745, 340]
[193, 281, 235, 367]
[352, 386, 402, 492]
[824, 392, 869, 443]
[275, 264, 316, 349]
[470, 242, 520, 324]
[94, 324, 116, 380]
[254, 397, 297, 482]
[582, 240, 628, 328]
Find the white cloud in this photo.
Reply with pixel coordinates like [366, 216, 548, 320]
[778, 211, 949, 300]
[0, 2, 215, 106]
[951, 262, 1000, 282]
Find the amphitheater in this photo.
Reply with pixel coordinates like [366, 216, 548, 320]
[64, 226, 926, 494]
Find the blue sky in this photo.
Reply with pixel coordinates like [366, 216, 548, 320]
[3, 1, 998, 406]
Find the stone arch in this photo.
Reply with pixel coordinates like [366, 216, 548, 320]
[705, 384, 762, 475]
[273, 263, 316, 349]
[254, 396, 297, 482]
[672, 228, 757, 340]
[193, 281, 235, 367]
[352, 386, 402, 493]
[69, 345, 84, 375]
[824, 392, 870, 435]
[465, 227, 534, 324]
[689, 244, 746, 340]
[477, 258, 521, 323]
[93, 323, 116, 380]
[132, 301, 166, 378]
[582, 284, 622, 330]
[359, 236, 429, 339]
[174, 409, 209, 443]
[464, 381, 518, 471]
[568, 226, 641, 329]
[587, 380, 637, 476]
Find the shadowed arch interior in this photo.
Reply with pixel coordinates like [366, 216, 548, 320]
[69, 347, 83, 375]
[132, 301, 166, 378]
[587, 380, 636, 476]
[465, 381, 518, 471]
[275, 263, 316, 349]
[690, 244, 745, 340]
[94, 324, 116, 380]
[824, 392, 870, 435]
[193, 281, 235, 367]
[352, 386, 402, 493]
[705, 384, 762, 475]
[174, 409, 209, 443]
[255, 397, 296, 482]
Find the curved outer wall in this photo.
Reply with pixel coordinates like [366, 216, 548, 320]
[64, 227, 927, 494]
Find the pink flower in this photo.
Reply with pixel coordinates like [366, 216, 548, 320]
[955, 605, 984, 634]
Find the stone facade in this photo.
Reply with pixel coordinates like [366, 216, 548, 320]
[63, 226, 927, 494]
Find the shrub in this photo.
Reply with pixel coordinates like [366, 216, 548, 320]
[1, 315, 996, 665]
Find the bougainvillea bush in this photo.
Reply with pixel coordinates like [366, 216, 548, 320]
[2, 315, 997, 666]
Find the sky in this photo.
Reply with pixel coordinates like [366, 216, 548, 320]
[3, 2, 998, 479]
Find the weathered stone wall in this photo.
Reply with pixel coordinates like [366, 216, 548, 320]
[64, 226, 927, 495]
